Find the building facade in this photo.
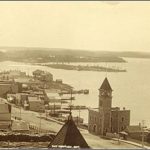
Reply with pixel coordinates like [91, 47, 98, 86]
[28, 96, 45, 112]
[0, 80, 20, 98]
[111, 107, 130, 133]
[88, 109, 104, 135]
[0, 102, 12, 130]
[88, 77, 130, 135]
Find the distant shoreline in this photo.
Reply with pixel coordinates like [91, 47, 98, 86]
[40, 63, 126, 73]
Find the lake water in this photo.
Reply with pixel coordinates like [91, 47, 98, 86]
[0, 58, 150, 127]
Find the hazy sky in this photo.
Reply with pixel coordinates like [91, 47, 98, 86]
[0, 1, 150, 52]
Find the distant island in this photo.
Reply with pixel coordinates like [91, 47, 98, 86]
[41, 64, 126, 72]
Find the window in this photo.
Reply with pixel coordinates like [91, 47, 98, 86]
[111, 127, 113, 132]
[122, 117, 124, 122]
[93, 124, 97, 132]
[99, 118, 102, 124]
[100, 101, 103, 106]
[91, 116, 93, 121]
[99, 128, 101, 132]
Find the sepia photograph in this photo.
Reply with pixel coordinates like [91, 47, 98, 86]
[0, 1, 150, 149]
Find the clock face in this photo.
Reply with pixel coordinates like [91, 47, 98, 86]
[101, 91, 111, 96]
[107, 92, 110, 96]
[101, 91, 104, 96]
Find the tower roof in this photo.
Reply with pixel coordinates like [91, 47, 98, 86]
[48, 114, 89, 148]
[99, 77, 112, 91]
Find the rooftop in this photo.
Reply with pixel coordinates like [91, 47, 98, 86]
[0, 103, 11, 113]
[11, 120, 29, 131]
[111, 107, 130, 112]
[99, 77, 112, 91]
[28, 96, 42, 102]
[125, 125, 142, 133]
[48, 114, 89, 148]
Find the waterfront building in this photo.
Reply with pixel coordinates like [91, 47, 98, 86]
[88, 77, 130, 135]
[0, 80, 19, 98]
[0, 70, 26, 80]
[125, 125, 149, 141]
[48, 113, 89, 148]
[0, 101, 11, 130]
[33, 69, 53, 82]
[7, 94, 16, 103]
[15, 93, 28, 106]
[56, 79, 63, 84]
[28, 96, 45, 112]
[15, 77, 41, 91]
[49, 102, 61, 110]
[111, 107, 130, 133]
[44, 89, 61, 103]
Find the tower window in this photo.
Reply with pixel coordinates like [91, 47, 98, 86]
[99, 119, 102, 124]
[122, 117, 124, 122]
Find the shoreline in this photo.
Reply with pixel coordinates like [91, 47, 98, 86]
[40, 63, 126, 73]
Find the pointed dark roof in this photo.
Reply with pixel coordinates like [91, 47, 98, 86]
[48, 114, 89, 148]
[99, 77, 112, 91]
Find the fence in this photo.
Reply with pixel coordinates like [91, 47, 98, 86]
[29, 124, 55, 134]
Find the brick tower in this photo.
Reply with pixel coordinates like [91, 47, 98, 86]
[99, 77, 112, 135]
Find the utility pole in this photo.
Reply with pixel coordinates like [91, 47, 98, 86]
[45, 110, 48, 120]
[69, 89, 73, 113]
[38, 112, 42, 148]
[70, 89, 73, 104]
[79, 106, 80, 119]
[117, 109, 120, 145]
[8, 140, 9, 149]
[77, 106, 81, 126]
[20, 105, 21, 120]
[60, 90, 62, 109]
[39, 113, 42, 134]
[105, 62, 108, 77]
[141, 120, 145, 148]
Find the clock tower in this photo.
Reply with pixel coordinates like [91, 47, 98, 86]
[99, 77, 112, 135]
